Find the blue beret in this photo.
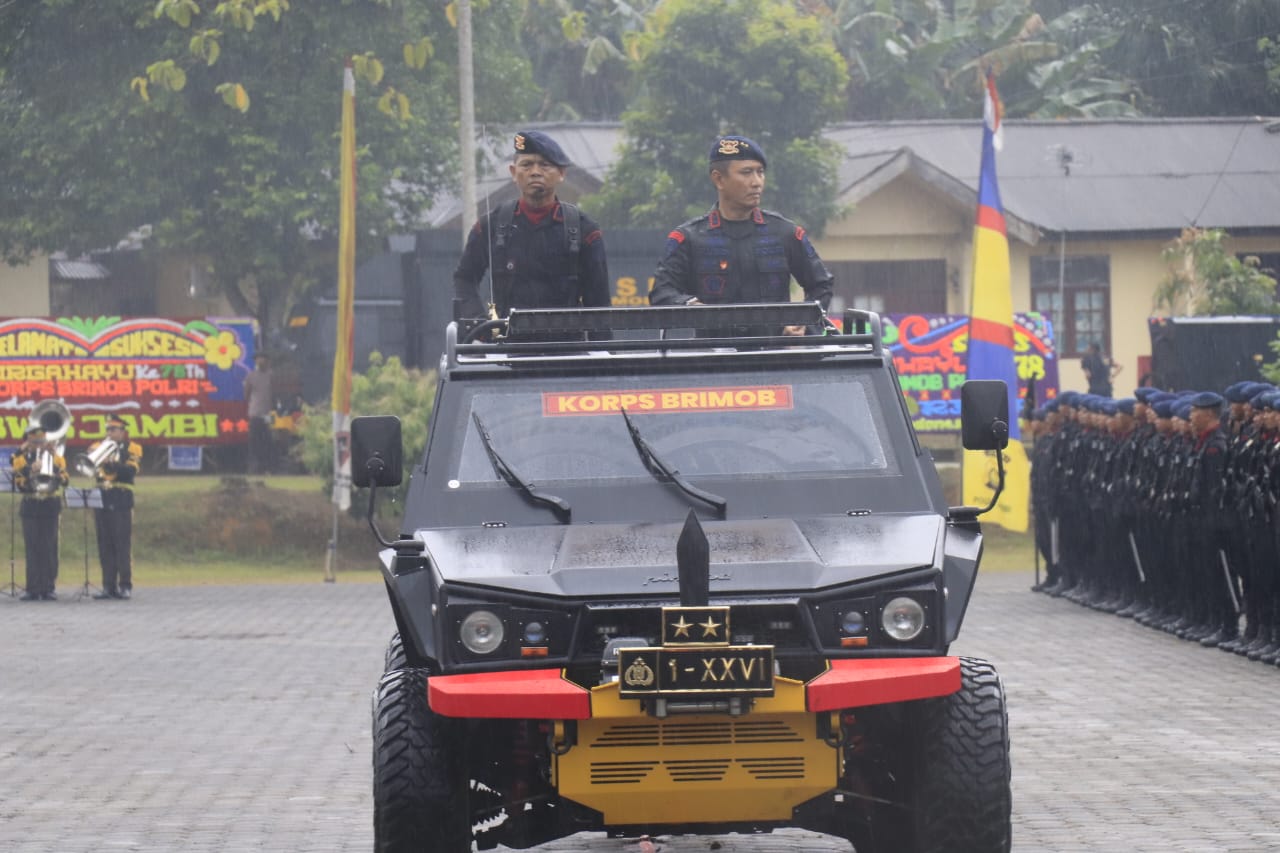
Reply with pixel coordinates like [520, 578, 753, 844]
[1058, 390, 1080, 406]
[1134, 387, 1159, 403]
[1115, 397, 1136, 416]
[1259, 391, 1280, 411]
[1147, 391, 1176, 404]
[512, 130, 570, 167]
[1098, 400, 1119, 416]
[1174, 402, 1194, 420]
[1152, 399, 1176, 418]
[1223, 382, 1251, 403]
[710, 135, 767, 169]
[1190, 391, 1224, 409]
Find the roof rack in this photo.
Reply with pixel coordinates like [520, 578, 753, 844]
[445, 304, 884, 370]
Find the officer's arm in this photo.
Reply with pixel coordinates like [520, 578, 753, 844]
[452, 218, 491, 319]
[786, 226, 833, 311]
[579, 226, 611, 309]
[649, 229, 698, 306]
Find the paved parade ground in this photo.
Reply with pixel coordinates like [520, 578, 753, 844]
[3, 568, 1280, 852]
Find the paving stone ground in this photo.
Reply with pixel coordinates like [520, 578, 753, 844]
[2, 568, 1279, 852]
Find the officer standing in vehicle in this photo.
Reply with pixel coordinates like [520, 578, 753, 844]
[648, 134, 833, 335]
[453, 130, 610, 321]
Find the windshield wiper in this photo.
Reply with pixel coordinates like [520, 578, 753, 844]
[471, 412, 571, 523]
[621, 409, 727, 519]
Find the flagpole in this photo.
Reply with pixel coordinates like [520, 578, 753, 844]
[328, 60, 358, 582]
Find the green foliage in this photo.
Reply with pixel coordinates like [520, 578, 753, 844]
[294, 352, 436, 518]
[1154, 228, 1280, 317]
[826, 0, 1142, 120]
[0, 0, 536, 337]
[588, 0, 847, 234]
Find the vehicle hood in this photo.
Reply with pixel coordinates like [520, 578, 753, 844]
[415, 514, 944, 597]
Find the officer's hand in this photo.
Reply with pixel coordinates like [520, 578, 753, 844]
[782, 325, 807, 336]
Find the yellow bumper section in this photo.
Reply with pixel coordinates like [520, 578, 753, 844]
[555, 677, 837, 825]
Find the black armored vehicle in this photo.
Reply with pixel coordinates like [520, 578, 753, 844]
[353, 303, 1012, 853]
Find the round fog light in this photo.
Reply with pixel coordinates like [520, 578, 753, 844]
[523, 621, 547, 644]
[460, 610, 505, 654]
[881, 597, 925, 641]
[840, 610, 866, 635]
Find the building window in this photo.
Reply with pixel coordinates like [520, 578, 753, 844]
[1030, 254, 1110, 358]
[825, 260, 947, 316]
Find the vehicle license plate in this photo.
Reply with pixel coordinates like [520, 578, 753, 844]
[617, 645, 775, 696]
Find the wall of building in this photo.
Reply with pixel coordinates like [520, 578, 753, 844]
[0, 255, 52, 316]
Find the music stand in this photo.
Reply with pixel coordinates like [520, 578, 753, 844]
[0, 467, 20, 598]
[66, 486, 103, 600]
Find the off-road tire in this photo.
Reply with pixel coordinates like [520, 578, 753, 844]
[909, 655, 1011, 853]
[384, 632, 407, 672]
[372, 667, 471, 853]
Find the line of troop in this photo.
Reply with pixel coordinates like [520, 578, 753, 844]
[451, 130, 832, 328]
[1027, 381, 1280, 666]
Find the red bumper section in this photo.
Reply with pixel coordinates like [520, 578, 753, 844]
[427, 657, 961, 718]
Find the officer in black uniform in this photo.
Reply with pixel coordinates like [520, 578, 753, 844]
[648, 135, 833, 334]
[453, 130, 610, 321]
[91, 416, 142, 600]
[10, 426, 68, 600]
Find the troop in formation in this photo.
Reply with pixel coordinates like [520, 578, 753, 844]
[1028, 382, 1280, 665]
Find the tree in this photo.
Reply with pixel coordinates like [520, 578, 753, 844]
[1154, 228, 1279, 317]
[589, 0, 848, 234]
[1037, 0, 1280, 118]
[823, 0, 1142, 120]
[0, 0, 537, 336]
[518, 0, 655, 121]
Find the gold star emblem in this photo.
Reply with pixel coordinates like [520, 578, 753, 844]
[670, 616, 693, 638]
[699, 617, 722, 639]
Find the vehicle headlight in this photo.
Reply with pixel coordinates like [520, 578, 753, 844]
[523, 620, 547, 644]
[460, 609, 505, 654]
[880, 597, 925, 641]
[840, 609, 866, 635]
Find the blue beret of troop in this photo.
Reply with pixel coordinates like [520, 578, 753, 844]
[1134, 386, 1163, 403]
[1152, 399, 1176, 418]
[1259, 390, 1280, 411]
[1189, 391, 1225, 409]
[1174, 401, 1194, 420]
[512, 130, 571, 167]
[1099, 400, 1119, 416]
[709, 135, 767, 169]
[1223, 381, 1251, 403]
[1146, 391, 1176, 404]
[1115, 397, 1136, 416]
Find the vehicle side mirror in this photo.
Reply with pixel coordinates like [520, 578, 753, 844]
[960, 381, 1010, 451]
[351, 416, 403, 488]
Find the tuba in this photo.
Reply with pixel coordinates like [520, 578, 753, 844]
[74, 438, 120, 479]
[27, 400, 72, 494]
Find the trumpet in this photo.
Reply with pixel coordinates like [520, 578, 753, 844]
[74, 438, 121, 479]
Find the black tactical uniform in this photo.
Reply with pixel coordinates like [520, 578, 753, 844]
[453, 200, 610, 319]
[648, 207, 833, 310]
[91, 419, 142, 600]
[11, 427, 68, 600]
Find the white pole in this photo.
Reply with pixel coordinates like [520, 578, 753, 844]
[458, 0, 477, 242]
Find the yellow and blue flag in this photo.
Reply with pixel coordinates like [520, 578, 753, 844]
[961, 71, 1030, 533]
[332, 62, 356, 512]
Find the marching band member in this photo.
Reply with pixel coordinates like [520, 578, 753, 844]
[91, 415, 142, 600]
[11, 426, 68, 601]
